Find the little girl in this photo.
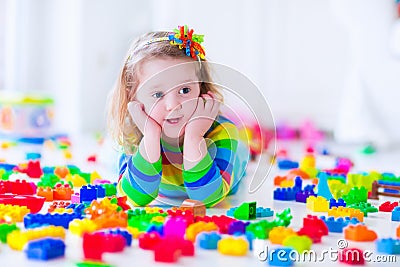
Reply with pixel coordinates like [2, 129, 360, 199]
[108, 25, 249, 207]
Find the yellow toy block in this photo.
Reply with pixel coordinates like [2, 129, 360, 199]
[306, 196, 329, 212]
[328, 207, 364, 222]
[218, 236, 249, 256]
[269, 226, 297, 244]
[280, 180, 294, 188]
[127, 226, 141, 239]
[69, 218, 97, 236]
[7, 226, 65, 250]
[144, 207, 163, 214]
[65, 173, 87, 187]
[90, 171, 102, 183]
[151, 216, 165, 223]
[0, 204, 30, 223]
[300, 155, 318, 177]
[186, 221, 218, 242]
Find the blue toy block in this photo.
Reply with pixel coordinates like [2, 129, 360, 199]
[256, 207, 274, 218]
[317, 172, 333, 200]
[146, 224, 164, 236]
[329, 198, 346, 209]
[197, 232, 221, 249]
[42, 166, 55, 174]
[26, 152, 41, 160]
[294, 177, 302, 190]
[0, 163, 16, 172]
[376, 238, 400, 254]
[80, 185, 97, 202]
[24, 212, 82, 229]
[94, 185, 106, 198]
[226, 207, 237, 217]
[391, 207, 400, 221]
[25, 238, 65, 260]
[319, 216, 359, 233]
[228, 221, 250, 235]
[245, 232, 254, 251]
[303, 184, 315, 192]
[267, 247, 294, 266]
[65, 203, 86, 214]
[274, 187, 298, 201]
[295, 190, 316, 203]
[101, 229, 132, 246]
[277, 159, 299, 170]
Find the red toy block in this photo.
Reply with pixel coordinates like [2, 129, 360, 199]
[83, 232, 125, 261]
[48, 201, 71, 212]
[339, 247, 365, 265]
[167, 208, 194, 225]
[13, 160, 43, 178]
[379, 201, 399, 212]
[11, 180, 37, 195]
[303, 214, 329, 235]
[117, 196, 131, 211]
[138, 232, 162, 250]
[154, 241, 181, 263]
[0, 194, 45, 213]
[87, 154, 97, 163]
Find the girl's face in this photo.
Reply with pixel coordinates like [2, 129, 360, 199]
[134, 57, 201, 142]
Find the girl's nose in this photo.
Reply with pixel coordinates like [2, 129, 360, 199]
[165, 94, 182, 111]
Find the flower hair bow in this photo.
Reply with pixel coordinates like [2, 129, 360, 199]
[168, 25, 205, 59]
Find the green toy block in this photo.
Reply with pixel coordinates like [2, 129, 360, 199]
[283, 235, 312, 253]
[246, 220, 275, 239]
[233, 202, 256, 220]
[348, 202, 378, 216]
[274, 208, 293, 227]
[0, 223, 19, 243]
[342, 186, 367, 205]
[76, 261, 114, 267]
[101, 183, 117, 196]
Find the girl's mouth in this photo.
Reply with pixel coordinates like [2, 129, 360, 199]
[165, 117, 183, 125]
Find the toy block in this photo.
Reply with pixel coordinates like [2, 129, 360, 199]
[397, 225, 400, 238]
[147, 224, 164, 236]
[164, 217, 187, 239]
[48, 201, 71, 213]
[65, 174, 87, 188]
[306, 196, 329, 212]
[217, 236, 248, 256]
[233, 202, 256, 220]
[100, 229, 132, 246]
[287, 168, 310, 180]
[342, 187, 368, 205]
[101, 183, 117, 196]
[0, 194, 45, 214]
[25, 238, 65, 260]
[0, 223, 19, 243]
[7, 225, 65, 250]
[379, 201, 399, 212]
[186, 221, 218, 242]
[267, 247, 294, 266]
[344, 224, 377, 241]
[228, 221, 250, 235]
[274, 208, 293, 227]
[83, 232, 125, 261]
[348, 202, 378, 216]
[54, 166, 69, 178]
[317, 172, 333, 200]
[376, 238, 400, 254]
[37, 187, 53, 201]
[53, 183, 73, 200]
[197, 231, 221, 249]
[246, 220, 276, 239]
[329, 198, 346, 209]
[256, 207, 274, 218]
[282, 235, 312, 253]
[153, 239, 181, 263]
[11, 179, 37, 195]
[339, 248, 364, 265]
[138, 231, 162, 250]
[274, 176, 287, 186]
[392, 207, 400, 221]
[302, 215, 328, 236]
[295, 190, 316, 203]
[24, 212, 82, 229]
[195, 215, 236, 234]
[328, 207, 364, 222]
[180, 199, 206, 217]
[269, 226, 297, 244]
[274, 187, 297, 201]
[226, 207, 237, 217]
[0, 204, 30, 223]
[80, 185, 97, 202]
[319, 216, 359, 233]
[277, 159, 299, 170]
[69, 218, 97, 236]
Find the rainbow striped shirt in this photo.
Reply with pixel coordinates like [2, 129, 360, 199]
[117, 115, 247, 207]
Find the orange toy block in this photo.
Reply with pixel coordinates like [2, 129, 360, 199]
[274, 176, 287, 186]
[180, 199, 206, 217]
[37, 186, 53, 201]
[53, 184, 73, 200]
[287, 168, 310, 180]
[269, 226, 298, 244]
[54, 166, 69, 178]
[344, 224, 377, 241]
[397, 225, 400, 238]
[186, 221, 218, 242]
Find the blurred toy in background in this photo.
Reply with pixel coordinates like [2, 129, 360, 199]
[0, 92, 55, 143]
[238, 123, 273, 161]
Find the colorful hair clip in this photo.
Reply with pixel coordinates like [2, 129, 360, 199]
[168, 25, 205, 59]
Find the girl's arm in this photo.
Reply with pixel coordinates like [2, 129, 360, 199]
[183, 117, 239, 207]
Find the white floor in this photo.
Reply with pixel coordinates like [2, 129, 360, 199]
[1, 138, 400, 266]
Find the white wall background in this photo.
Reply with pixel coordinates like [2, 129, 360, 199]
[1, 0, 400, 145]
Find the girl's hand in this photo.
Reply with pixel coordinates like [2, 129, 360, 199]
[185, 92, 220, 138]
[128, 101, 161, 138]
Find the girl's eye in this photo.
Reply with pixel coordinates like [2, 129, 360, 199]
[178, 87, 191, 95]
[152, 92, 164, 99]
